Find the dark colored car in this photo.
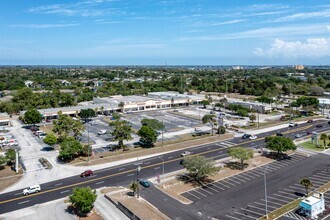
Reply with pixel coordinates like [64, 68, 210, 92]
[42, 146, 55, 151]
[276, 133, 283, 136]
[307, 131, 312, 135]
[316, 124, 323, 128]
[307, 120, 313, 123]
[328, 121, 330, 125]
[139, 180, 151, 188]
[80, 170, 94, 177]
[242, 134, 251, 139]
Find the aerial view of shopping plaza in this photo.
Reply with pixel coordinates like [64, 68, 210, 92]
[0, 1, 329, 220]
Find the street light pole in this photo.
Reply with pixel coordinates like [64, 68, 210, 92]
[162, 120, 164, 148]
[159, 157, 165, 185]
[87, 130, 90, 162]
[137, 166, 141, 198]
[264, 165, 270, 219]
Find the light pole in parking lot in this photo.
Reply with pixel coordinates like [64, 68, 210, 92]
[159, 157, 165, 185]
[264, 165, 270, 219]
[87, 130, 90, 162]
[162, 120, 164, 148]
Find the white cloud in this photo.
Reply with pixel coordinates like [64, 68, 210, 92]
[209, 19, 245, 26]
[9, 23, 80, 28]
[327, 25, 330, 31]
[254, 38, 330, 58]
[274, 9, 330, 22]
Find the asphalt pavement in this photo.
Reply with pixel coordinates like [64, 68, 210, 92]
[0, 120, 329, 215]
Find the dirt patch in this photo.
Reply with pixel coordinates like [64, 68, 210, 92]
[0, 166, 23, 192]
[39, 124, 55, 135]
[158, 155, 274, 204]
[71, 133, 233, 166]
[106, 188, 170, 220]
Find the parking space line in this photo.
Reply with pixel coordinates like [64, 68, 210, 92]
[265, 166, 278, 172]
[273, 193, 296, 200]
[237, 173, 251, 181]
[270, 163, 287, 168]
[186, 192, 200, 200]
[289, 185, 303, 190]
[256, 201, 278, 209]
[154, 167, 161, 170]
[320, 170, 330, 175]
[167, 156, 173, 159]
[268, 196, 289, 203]
[203, 185, 219, 193]
[240, 208, 263, 217]
[309, 177, 328, 183]
[255, 199, 283, 210]
[230, 175, 246, 183]
[225, 215, 241, 220]
[144, 162, 151, 165]
[262, 198, 285, 206]
[248, 205, 265, 212]
[226, 177, 242, 184]
[283, 188, 301, 193]
[233, 211, 256, 219]
[245, 170, 261, 178]
[221, 179, 236, 186]
[216, 181, 231, 189]
[208, 183, 225, 191]
[193, 190, 208, 197]
[199, 187, 213, 195]
[313, 174, 330, 180]
[278, 190, 294, 196]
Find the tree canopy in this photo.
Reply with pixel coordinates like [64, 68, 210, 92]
[59, 137, 83, 161]
[265, 136, 296, 155]
[24, 108, 42, 125]
[202, 114, 216, 135]
[43, 134, 58, 146]
[137, 125, 157, 147]
[227, 147, 254, 170]
[52, 112, 85, 141]
[300, 178, 313, 195]
[79, 108, 96, 121]
[141, 118, 164, 130]
[182, 155, 219, 181]
[109, 120, 133, 150]
[69, 187, 97, 214]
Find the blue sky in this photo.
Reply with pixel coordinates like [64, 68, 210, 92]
[1, 0, 330, 65]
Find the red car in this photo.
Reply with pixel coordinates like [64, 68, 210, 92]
[80, 170, 93, 177]
[307, 131, 312, 135]
[307, 120, 313, 123]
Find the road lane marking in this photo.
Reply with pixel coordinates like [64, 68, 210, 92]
[257, 201, 278, 209]
[154, 167, 160, 170]
[14, 193, 21, 196]
[18, 200, 29, 205]
[60, 190, 70, 194]
[167, 157, 173, 159]
[127, 174, 134, 177]
[95, 181, 104, 185]
[54, 183, 63, 186]
[118, 168, 125, 171]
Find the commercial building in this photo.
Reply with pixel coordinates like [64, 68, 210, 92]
[226, 100, 272, 114]
[20, 92, 204, 119]
[0, 113, 11, 126]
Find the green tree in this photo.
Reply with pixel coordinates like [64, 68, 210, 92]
[43, 134, 58, 147]
[141, 118, 164, 130]
[0, 155, 6, 167]
[59, 137, 83, 161]
[300, 178, 313, 195]
[129, 181, 138, 197]
[24, 108, 42, 125]
[182, 155, 220, 181]
[202, 114, 216, 136]
[237, 109, 248, 117]
[72, 120, 85, 139]
[320, 133, 328, 149]
[118, 101, 125, 112]
[137, 125, 157, 147]
[227, 147, 254, 170]
[200, 100, 210, 108]
[249, 114, 256, 122]
[112, 112, 121, 120]
[218, 126, 226, 134]
[79, 108, 96, 122]
[255, 96, 273, 104]
[265, 136, 297, 155]
[69, 187, 97, 214]
[109, 120, 133, 150]
[296, 96, 319, 108]
[5, 149, 16, 165]
[52, 112, 85, 141]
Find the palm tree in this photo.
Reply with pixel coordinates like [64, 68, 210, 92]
[320, 133, 328, 149]
[300, 178, 313, 195]
[129, 181, 138, 197]
[100, 106, 104, 115]
[202, 114, 216, 136]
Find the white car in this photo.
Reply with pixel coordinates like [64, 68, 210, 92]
[23, 185, 41, 195]
[195, 127, 202, 132]
[249, 135, 257, 140]
[295, 134, 302, 138]
[289, 123, 298, 127]
[98, 130, 107, 135]
[181, 151, 191, 157]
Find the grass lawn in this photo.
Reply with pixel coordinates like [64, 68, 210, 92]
[300, 140, 329, 151]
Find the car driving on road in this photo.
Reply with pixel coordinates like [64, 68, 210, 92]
[98, 130, 107, 135]
[242, 134, 251, 139]
[80, 170, 94, 177]
[249, 135, 257, 140]
[139, 180, 151, 188]
[181, 151, 191, 157]
[23, 185, 41, 195]
[295, 134, 302, 138]
[289, 123, 298, 127]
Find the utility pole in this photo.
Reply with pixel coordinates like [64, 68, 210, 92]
[87, 130, 90, 162]
[159, 157, 165, 185]
[136, 166, 141, 198]
[257, 110, 260, 128]
[264, 165, 270, 219]
[162, 120, 164, 148]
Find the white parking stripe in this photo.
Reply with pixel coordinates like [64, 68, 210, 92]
[267, 196, 289, 203]
[216, 181, 231, 189]
[273, 193, 296, 200]
[237, 174, 252, 181]
[14, 192, 21, 196]
[226, 177, 242, 184]
[222, 179, 236, 186]
[283, 188, 302, 193]
[208, 183, 225, 191]
[233, 211, 256, 219]
[186, 191, 200, 200]
[231, 175, 246, 183]
[240, 208, 263, 216]
[225, 215, 241, 220]
[278, 190, 294, 196]
[246, 170, 261, 177]
[127, 173, 134, 177]
[256, 201, 278, 209]
[265, 166, 278, 171]
[199, 187, 213, 195]
[193, 190, 208, 197]
[204, 185, 219, 193]
[313, 174, 330, 180]
[248, 205, 265, 212]
[309, 176, 328, 183]
[289, 185, 303, 190]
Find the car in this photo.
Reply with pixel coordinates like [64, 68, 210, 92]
[307, 120, 313, 123]
[289, 123, 298, 127]
[23, 185, 41, 195]
[42, 146, 55, 151]
[316, 124, 323, 128]
[242, 134, 251, 139]
[194, 127, 202, 132]
[139, 180, 151, 188]
[98, 130, 107, 135]
[249, 135, 257, 140]
[307, 131, 312, 135]
[89, 121, 98, 125]
[80, 170, 94, 177]
[181, 151, 191, 157]
[276, 132, 284, 136]
[328, 121, 330, 125]
[295, 134, 302, 138]
[46, 119, 51, 123]
[173, 109, 178, 112]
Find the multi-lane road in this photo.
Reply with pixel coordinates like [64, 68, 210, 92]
[0, 120, 329, 215]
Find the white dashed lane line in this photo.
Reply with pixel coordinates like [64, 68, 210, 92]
[18, 200, 30, 205]
[60, 190, 70, 194]
[54, 183, 63, 186]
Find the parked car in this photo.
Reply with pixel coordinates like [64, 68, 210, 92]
[80, 170, 94, 177]
[276, 132, 283, 136]
[194, 127, 202, 132]
[328, 121, 330, 125]
[89, 121, 98, 125]
[249, 135, 257, 140]
[307, 131, 312, 135]
[139, 180, 151, 188]
[98, 130, 107, 135]
[242, 134, 251, 139]
[23, 185, 41, 195]
[307, 120, 313, 123]
[181, 151, 191, 157]
[295, 134, 302, 138]
[316, 124, 323, 128]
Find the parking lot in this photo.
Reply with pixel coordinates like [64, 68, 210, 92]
[179, 153, 330, 220]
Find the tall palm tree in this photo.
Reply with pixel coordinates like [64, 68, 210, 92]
[300, 178, 313, 195]
[320, 133, 328, 149]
